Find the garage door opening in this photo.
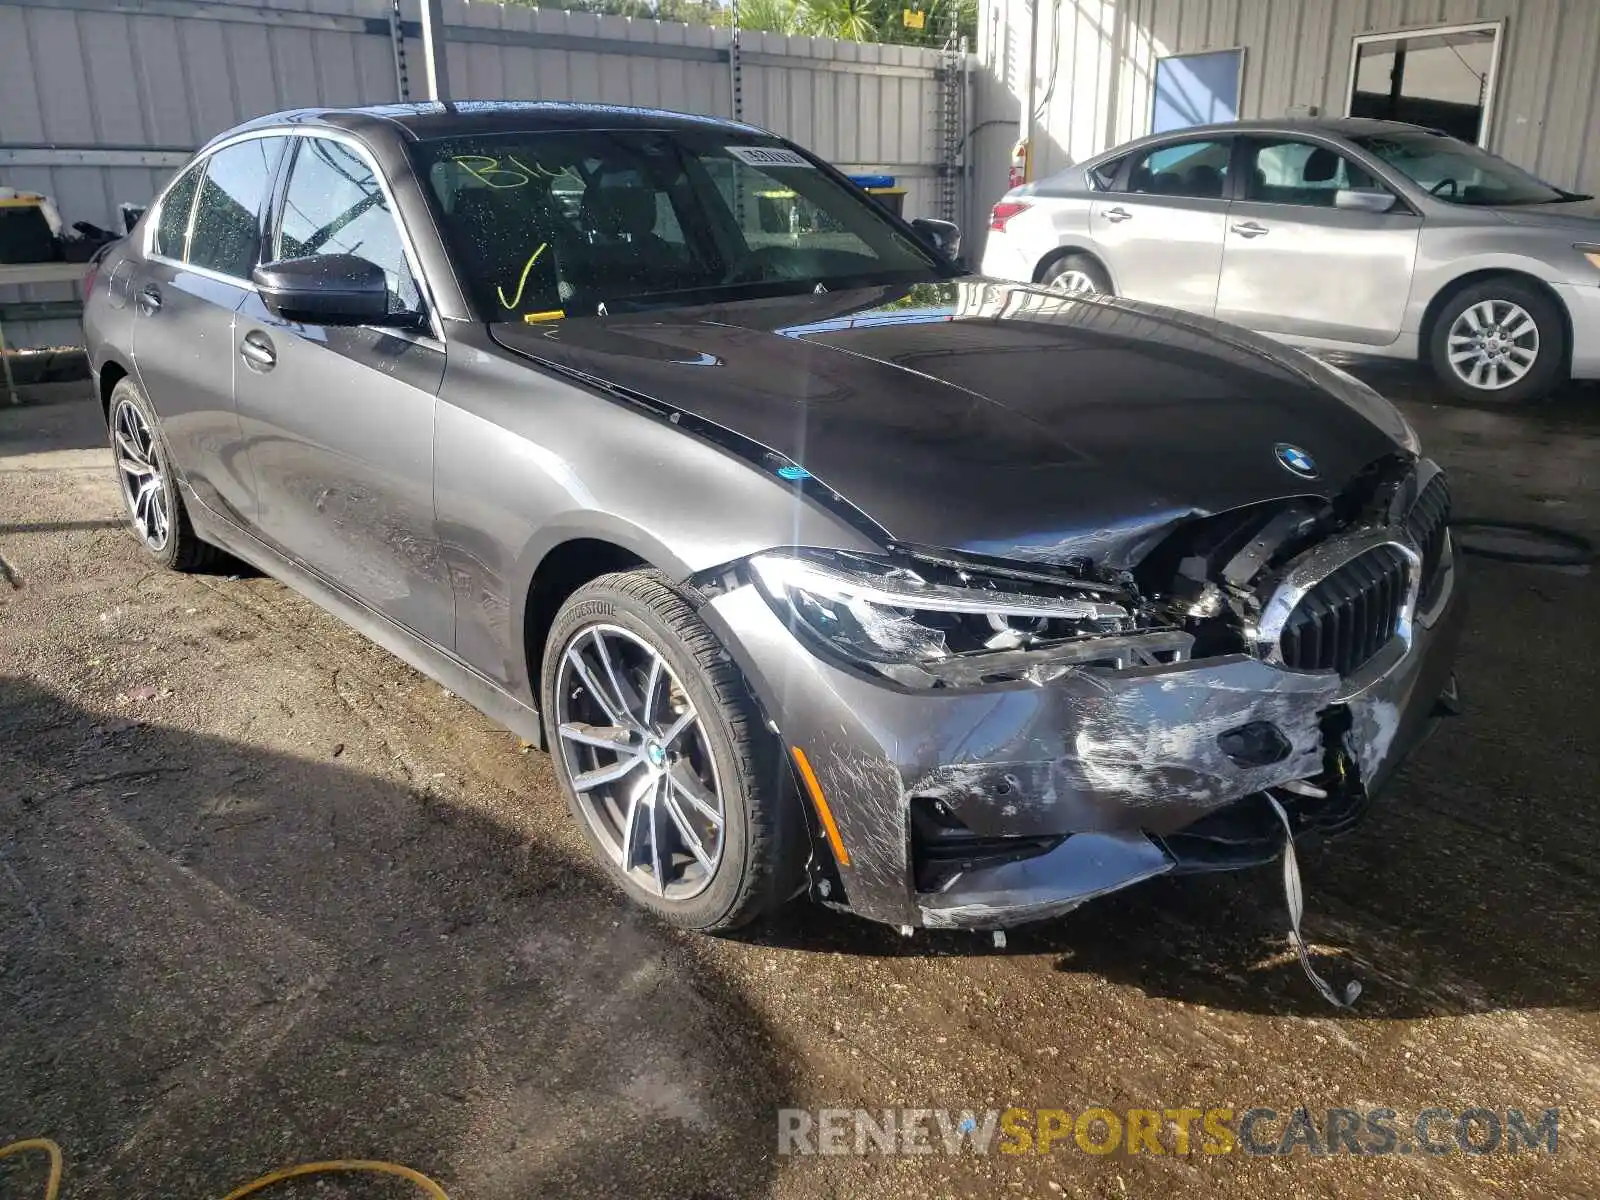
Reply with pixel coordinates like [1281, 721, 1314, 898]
[1347, 22, 1503, 147]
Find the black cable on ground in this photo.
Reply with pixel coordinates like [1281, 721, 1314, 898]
[1448, 518, 1595, 567]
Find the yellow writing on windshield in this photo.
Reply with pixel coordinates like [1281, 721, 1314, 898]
[452, 154, 564, 190]
[497, 243, 550, 311]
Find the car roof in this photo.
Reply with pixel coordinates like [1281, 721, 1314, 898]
[206, 100, 766, 149]
[1085, 117, 1442, 160]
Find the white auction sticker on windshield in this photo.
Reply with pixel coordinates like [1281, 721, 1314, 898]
[726, 145, 814, 168]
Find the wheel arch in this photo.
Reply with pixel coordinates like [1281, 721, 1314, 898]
[98, 357, 131, 423]
[1419, 268, 1573, 371]
[520, 535, 655, 707]
[1033, 244, 1115, 291]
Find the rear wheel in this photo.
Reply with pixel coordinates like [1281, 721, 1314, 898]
[1428, 279, 1566, 404]
[107, 377, 219, 571]
[541, 570, 802, 931]
[1041, 252, 1112, 297]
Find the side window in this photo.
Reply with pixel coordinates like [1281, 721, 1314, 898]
[1126, 139, 1230, 199]
[152, 164, 201, 260]
[188, 137, 286, 280]
[1246, 139, 1382, 207]
[276, 137, 422, 314]
[1088, 156, 1125, 191]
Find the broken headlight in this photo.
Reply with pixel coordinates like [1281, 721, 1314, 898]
[748, 549, 1139, 683]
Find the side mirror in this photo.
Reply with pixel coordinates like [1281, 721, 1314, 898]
[252, 254, 397, 325]
[1334, 189, 1398, 214]
[910, 217, 962, 261]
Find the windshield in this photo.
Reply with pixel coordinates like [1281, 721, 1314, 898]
[1351, 130, 1568, 206]
[410, 129, 949, 320]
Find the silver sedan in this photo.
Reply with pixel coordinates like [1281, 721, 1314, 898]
[982, 117, 1600, 404]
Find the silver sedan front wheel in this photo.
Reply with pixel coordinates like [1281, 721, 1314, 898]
[555, 623, 726, 900]
[1445, 299, 1539, 392]
[1429, 281, 1565, 405]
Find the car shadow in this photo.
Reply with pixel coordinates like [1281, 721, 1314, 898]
[0, 674, 789, 1200]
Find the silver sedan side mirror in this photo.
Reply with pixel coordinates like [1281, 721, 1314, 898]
[1334, 189, 1398, 214]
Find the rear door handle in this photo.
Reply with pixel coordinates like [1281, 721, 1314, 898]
[1105, 206, 1133, 223]
[1231, 221, 1269, 238]
[136, 285, 162, 314]
[240, 330, 277, 372]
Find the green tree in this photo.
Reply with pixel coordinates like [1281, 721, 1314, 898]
[495, 0, 974, 47]
[734, 0, 798, 35]
[796, 0, 874, 41]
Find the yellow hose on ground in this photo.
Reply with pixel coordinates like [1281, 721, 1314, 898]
[0, 1138, 62, 1200]
[0, 1138, 451, 1199]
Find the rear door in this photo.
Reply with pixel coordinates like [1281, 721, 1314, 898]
[1089, 136, 1232, 314]
[130, 137, 286, 526]
[1215, 136, 1422, 345]
[234, 133, 452, 647]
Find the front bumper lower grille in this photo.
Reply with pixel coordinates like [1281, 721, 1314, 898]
[1278, 543, 1411, 676]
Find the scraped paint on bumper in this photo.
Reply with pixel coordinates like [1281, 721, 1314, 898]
[701, 546, 1464, 930]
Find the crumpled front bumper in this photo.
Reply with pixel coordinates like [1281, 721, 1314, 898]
[699, 542, 1464, 931]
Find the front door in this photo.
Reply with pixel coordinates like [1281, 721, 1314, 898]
[1089, 136, 1233, 315]
[235, 134, 452, 647]
[131, 138, 286, 526]
[1215, 137, 1422, 345]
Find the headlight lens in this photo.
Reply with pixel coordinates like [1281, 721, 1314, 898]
[749, 549, 1138, 679]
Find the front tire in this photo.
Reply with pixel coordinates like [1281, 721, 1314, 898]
[107, 377, 220, 571]
[1428, 279, 1566, 404]
[540, 570, 801, 931]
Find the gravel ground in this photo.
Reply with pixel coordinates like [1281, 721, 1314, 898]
[1, 373, 1596, 1198]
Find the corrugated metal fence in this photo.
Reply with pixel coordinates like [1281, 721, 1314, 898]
[0, 0, 966, 348]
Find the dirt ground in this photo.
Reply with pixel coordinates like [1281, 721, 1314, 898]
[1, 371, 1596, 1199]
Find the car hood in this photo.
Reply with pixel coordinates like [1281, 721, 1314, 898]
[1492, 197, 1600, 232]
[490, 278, 1408, 569]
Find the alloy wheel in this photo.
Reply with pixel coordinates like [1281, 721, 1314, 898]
[1049, 269, 1099, 296]
[113, 398, 169, 551]
[1446, 299, 1539, 391]
[554, 623, 725, 899]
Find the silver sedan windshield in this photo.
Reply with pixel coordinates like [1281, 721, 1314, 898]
[1353, 130, 1569, 206]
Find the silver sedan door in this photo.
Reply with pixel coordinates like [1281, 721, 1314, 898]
[1215, 137, 1422, 345]
[1089, 136, 1232, 315]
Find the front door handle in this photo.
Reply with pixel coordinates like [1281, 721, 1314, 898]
[1105, 206, 1133, 223]
[1231, 221, 1270, 238]
[136, 285, 162, 315]
[240, 330, 277, 372]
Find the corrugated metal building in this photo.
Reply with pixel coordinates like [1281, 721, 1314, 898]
[974, 0, 1600, 237]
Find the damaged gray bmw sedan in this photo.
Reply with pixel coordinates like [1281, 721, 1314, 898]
[84, 103, 1462, 941]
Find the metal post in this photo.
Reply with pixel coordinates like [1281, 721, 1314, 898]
[389, 0, 412, 102]
[728, 0, 743, 122]
[419, 0, 450, 103]
[1021, 0, 1038, 144]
